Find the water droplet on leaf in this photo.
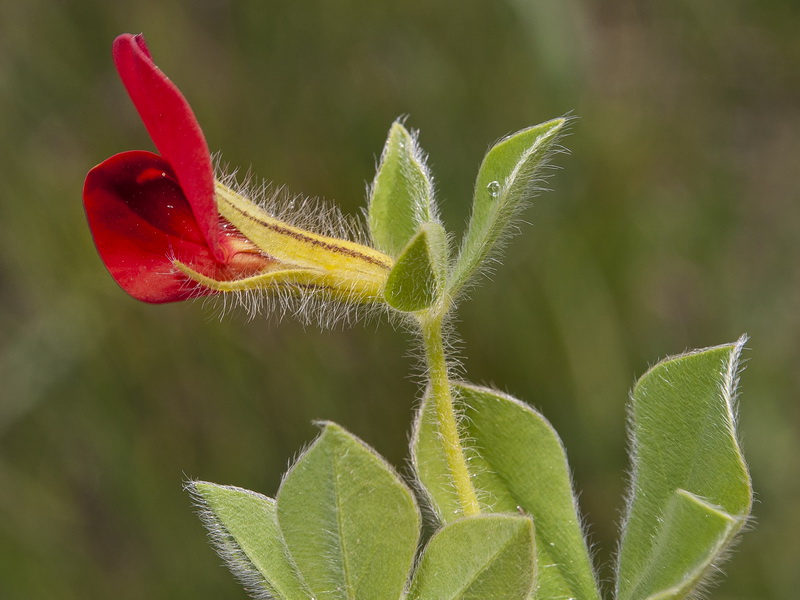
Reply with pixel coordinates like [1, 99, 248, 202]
[487, 180, 501, 197]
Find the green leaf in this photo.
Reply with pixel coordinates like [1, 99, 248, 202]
[368, 120, 435, 257]
[412, 383, 600, 600]
[190, 482, 311, 600]
[616, 338, 752, 600]
[407, 514, 536, 600]
[384, 222, 448, 312]
[450, 118, 566, 295]
[277, 422, 420, 600]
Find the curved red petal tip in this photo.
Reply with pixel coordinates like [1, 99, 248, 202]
[112, 33, 227, 263]
[83, 150, 222, 303]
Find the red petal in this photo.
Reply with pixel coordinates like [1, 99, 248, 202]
[112, 33, 227, 262]
[83, 151, 222, 303]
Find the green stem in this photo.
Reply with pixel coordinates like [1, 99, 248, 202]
[419, 312, 481, 517]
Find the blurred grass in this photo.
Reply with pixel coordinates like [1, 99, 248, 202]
[1, 0, 799, 598]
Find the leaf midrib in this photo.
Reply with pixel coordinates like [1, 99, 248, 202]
[448, 525, 522, 600]
[332, 447, 357, 600]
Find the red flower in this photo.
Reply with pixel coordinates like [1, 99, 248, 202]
[84, 34, 394, 314]
[83, 33, 273, 303]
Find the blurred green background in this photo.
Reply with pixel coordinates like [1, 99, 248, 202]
[1, 0, 798, 598]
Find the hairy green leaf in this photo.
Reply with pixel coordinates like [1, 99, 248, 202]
[368, 120, 435, 256]
[450, 118, 566, 295]
[616, 338, 752, 600]
[277, 423, 420, 600]
[190, 482, 311, 600]
[384, 222, 448, 312]
[407, 514, 536, 600]
[412, 383, 600, 600]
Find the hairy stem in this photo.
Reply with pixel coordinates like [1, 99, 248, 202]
[419, 312, 481, 517]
